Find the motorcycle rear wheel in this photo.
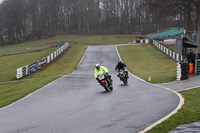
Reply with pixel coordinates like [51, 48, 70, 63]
[122, 78, 127, 85]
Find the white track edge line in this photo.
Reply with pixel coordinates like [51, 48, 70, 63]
[115, 45, 185, 133]
[0, 46, 89, 111]
[77, 46, 89, 68]
[139, 86, 184, 133]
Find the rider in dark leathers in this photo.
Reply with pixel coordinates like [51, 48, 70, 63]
[115, 61, 129, 79]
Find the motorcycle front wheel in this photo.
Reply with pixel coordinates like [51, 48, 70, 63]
[102, 82, 110, 92]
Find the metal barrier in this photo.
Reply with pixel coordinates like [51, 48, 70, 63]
[195, 59, 200, 75]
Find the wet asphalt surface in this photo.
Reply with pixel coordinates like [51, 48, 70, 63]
[0, 45, 180, 133]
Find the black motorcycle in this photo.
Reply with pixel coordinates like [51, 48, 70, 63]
[117, 69, 128, 85]
[97, 71, 113, 92]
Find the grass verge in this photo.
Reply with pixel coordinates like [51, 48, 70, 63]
[0, 48, 57, 82]
[0, 44, 87, 108]
[23, 44, 87, 79]
[0, 77, 58, 109]
[50, 35, 135, 45]
[147, 87, 200, 133]
[117, 44, 177, 83]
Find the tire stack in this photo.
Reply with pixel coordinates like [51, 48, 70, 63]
[180, 62, 188, 80]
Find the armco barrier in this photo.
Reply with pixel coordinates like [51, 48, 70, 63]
[16, 42, 68, 79]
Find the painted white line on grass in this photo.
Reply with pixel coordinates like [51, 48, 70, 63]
[115, 45, 185, 133]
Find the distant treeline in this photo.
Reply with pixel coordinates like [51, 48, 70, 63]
[0, 0, 200, 45]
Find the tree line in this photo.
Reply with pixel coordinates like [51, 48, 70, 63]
[0, 0, 200, 45]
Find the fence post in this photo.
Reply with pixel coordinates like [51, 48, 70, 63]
[176, 54, 179, 61]
[173, 52, 176, 59]
[166, 48, 169, 55]
[177, 62, 181, 81]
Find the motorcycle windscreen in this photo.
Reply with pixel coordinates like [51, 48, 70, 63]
[97, 71, 104, 80]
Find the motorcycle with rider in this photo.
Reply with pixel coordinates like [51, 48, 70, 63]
[94, 63, 113, 92]
[115, 61, 129, 84]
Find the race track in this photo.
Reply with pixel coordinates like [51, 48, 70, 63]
[0, 45, 180, 133]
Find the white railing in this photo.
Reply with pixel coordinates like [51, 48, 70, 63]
[153, 40, 182, 62]
[16, 42, 69, 79]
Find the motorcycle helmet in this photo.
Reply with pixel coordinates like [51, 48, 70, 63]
[118, 61, 123, 64]
[95, 63, 100, 70]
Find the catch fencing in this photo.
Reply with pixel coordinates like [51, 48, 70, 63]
[16, 42, 68, 79]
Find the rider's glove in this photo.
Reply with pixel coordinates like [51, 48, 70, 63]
[96, 78, 100, 83]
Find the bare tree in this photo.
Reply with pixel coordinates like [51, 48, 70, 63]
[0, 0, 199, 45]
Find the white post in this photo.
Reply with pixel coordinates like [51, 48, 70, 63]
[177, 62, 181, 81]
[166, 48, 169, 55]
[173, 52, 175, 59]
[176, 54, 179, 61]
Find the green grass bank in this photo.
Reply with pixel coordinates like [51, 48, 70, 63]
[117, 44, 177, 83]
